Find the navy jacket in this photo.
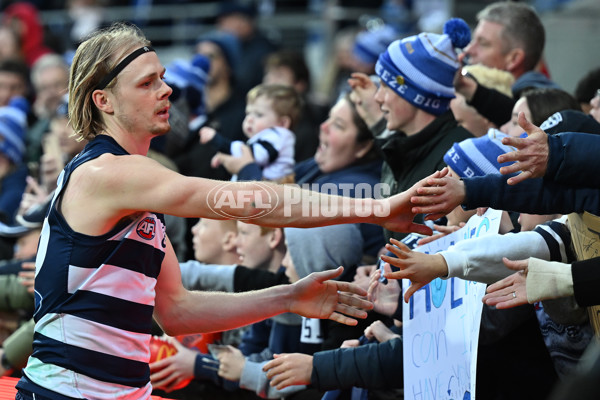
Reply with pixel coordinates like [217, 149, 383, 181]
[311, 338, 403, 391]
[463, 174, 600, 215]
[546, 131, 600, 187]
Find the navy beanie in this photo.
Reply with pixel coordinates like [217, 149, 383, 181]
[196, 30, 241, 69]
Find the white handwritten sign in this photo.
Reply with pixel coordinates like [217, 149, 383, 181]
[402, 209, 502, 400]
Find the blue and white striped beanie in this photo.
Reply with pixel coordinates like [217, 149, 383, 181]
[0, 96, 28, 165]
[443, 128, 516, 178]
[375, 18, 471, 115]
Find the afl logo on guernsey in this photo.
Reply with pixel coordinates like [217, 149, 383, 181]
[137, 217, 156, 240]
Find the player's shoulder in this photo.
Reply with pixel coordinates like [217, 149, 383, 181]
[87, 152, 153, 169]
[74, 153, 158, 187]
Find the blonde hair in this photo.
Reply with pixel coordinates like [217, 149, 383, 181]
[462, 64, 515, 98]
[68, 23, 151, 141]
[246, 84, 303, 128]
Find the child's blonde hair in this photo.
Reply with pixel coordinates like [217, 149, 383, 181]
[246, 84, 303, 128]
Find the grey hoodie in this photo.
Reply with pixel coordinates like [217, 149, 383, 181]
[239, 224, 364, 398]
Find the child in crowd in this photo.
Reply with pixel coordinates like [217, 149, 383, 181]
[214, 224, 366, 400]
[200, 83, 300, 182]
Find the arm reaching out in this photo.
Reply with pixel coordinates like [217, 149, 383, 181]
[417, 223, 463, 246]
[263, 353, 313, 390]
[156, 250, 373, 336]
[288, 267, 374, 326]
[497, 112, 549, 185]
[380, 239, 449, 302]
[364, 320, 400, 343]
[484, 256, 577, 308]
[353, 264, 377, 292]
[216, 345, 246, 382]
[367, 263, 401, 317]
[409, 167, 461, 221]
[481, 258, 528, 309]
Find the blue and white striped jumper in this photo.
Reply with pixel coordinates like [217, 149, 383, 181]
[17, 135, 166, 399]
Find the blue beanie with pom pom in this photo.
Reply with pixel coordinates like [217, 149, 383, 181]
[375, 18, 471, 115]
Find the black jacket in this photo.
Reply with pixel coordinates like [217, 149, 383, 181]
[375, 111, 473, 241]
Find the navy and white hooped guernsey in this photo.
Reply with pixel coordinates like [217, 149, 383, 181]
[17, 135, 166, 399]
